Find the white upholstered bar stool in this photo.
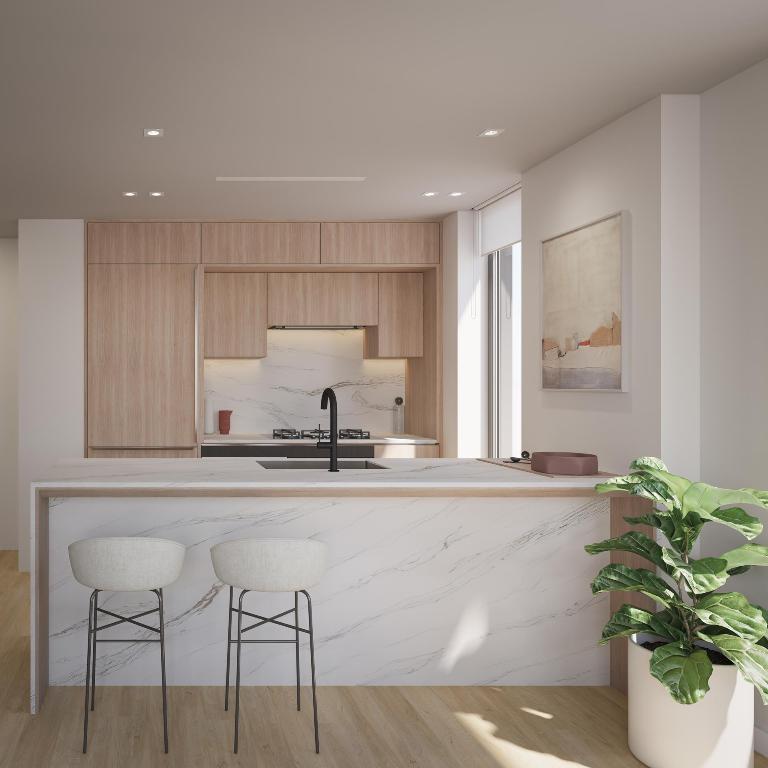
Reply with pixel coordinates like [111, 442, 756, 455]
[210, 538, 328, 755]
[68, 537, 186, 754]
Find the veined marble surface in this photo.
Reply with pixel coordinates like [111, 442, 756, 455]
[32, 457, 606, 492]
[48, 494, 610, 687]
[204, 329, 406, 435]
[203, 433, 438, 445]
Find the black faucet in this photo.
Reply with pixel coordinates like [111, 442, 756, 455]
[317, 387, 339, 472]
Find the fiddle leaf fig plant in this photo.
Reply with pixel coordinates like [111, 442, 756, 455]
[585, 457, 768, 705]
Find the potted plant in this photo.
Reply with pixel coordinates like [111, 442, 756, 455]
[585, 457, 768, 768]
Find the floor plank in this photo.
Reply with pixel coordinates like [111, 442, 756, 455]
[1, 550, 765, 768]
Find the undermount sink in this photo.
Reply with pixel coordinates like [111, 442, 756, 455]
[256, 460, 388, 470]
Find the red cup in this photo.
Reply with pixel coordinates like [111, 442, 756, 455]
[218, 410, 233, 435]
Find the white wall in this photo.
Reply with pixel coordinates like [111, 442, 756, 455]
[699, 58, 768, 737]
[0, 239, 19, 550]
[521, 98, 663, 472]
[660, 96, 701, 480]
[441, 210, 488, 457]
[18, 221, 85, 570]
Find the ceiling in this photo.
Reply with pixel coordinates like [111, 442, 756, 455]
[1, 1, 768, 238]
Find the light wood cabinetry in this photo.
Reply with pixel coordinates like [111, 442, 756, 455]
[87, 264, 198, 448]
[373, 444, 439, 459]
[405, 268, 441, 441]
[202, 222, 320, 264]
[365, 273, 423, 358]
[204, 273, 267, 358]
[88, 448, 198, 458]
[268, 273, 378, 326]
[87, 222, 201, 263]
[321, 222, 439, 265]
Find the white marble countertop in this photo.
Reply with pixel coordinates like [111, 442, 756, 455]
[31, 457, 607, 496]
[202, 433, 439, 445]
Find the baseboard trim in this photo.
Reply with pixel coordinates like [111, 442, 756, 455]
[755, 726, 768, 757]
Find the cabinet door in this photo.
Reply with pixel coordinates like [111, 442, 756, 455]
[87, 264, 198, 448]
[202, 222, 320, 264]
[321, 222, 439, 264]
[88, 448, 198, 458]
[87, 222, 201, 263]
[365, 273, 423, 358]
[373, 444, 439, 459]
[268, 273, 378, 326]
[204, 273, 267, 358]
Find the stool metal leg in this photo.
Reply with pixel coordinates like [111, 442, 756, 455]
[302, 590, 320, 754]
[234, 589, 248, 754]
[294, 591, 301, 711]
[82, 590, 97, 753]
[90, 590, 97, 711]
[156, 589, 169, 754]
[224, 586, 233, 711]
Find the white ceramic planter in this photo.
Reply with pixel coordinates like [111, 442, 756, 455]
[628, 633, 754, 768]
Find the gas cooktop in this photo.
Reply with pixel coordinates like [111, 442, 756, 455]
[272, 428, 371, 440]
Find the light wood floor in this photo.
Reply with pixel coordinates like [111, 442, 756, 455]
[2, 551, 766, 768]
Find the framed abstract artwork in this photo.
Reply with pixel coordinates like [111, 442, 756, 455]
[541, 212, 628, 391]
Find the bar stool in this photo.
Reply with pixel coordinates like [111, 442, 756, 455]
[68, 537, 186, 754]
[210, 538, 327, 755]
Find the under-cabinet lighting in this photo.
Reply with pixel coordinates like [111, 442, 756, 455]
[143, 128, 164, 137]
[422, 191, 438, 197]
[122, 191, 137, 197]
[149, 191, 165, 197]
[449, 192, 464, 197]
[478, 128, 504, 137]
[270, 325, 363, 330]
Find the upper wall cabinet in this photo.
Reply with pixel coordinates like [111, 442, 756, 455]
[87, 222, 201, 263]
[365, 273, 423, 358]
[321, 222, 440, 265]
[204, 272, 268, 358]
[202, 222, 321, 264]
[268, 273, 378, 327]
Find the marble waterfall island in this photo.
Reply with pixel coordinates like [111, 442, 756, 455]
[30, 457, 645, 713]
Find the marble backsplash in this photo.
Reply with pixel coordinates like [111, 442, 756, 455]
[204, 329, 406, 434]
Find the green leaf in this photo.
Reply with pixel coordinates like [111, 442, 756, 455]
[630, 457, 668, 472]
[596, 473, 679, 509]
[590, 564, 678, 608]
[682, 482, 768, 521]
[585, 531, 669, 572]
[722, 544, 768, 570]
[707, 634, 768, 704]
[693, 593, 768, 643]
[702, 507, 763, 540]
[649, 642, 712, 704]
[601, 604, 687, 643]
[660, 550, 729, 595]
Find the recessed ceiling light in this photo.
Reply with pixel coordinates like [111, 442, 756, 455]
[149, 191, 165, 197]
[122, 191, 137, 197]
[422, 191, 438, 197]
[143, 128, 164, 137]
[449, 192, 464, 197]
[478, 128, 504, 137]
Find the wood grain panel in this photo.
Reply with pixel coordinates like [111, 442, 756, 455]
[609, 495, 655, 694]
[87, 264, 197, 448]
[365, 273, 423, 358]
[87, 448, 198, 458]
[373, 444, 440, 459]
[405, 268, 441, 440]
[321, 222, 440, 264]
[87, 222, 200, 263]
[268, 273, 378, 326]
[204, 272, 267, 358]
[202, 222, 320, 264]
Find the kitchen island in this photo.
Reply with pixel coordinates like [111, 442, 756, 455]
[30, 457, 646, 713]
